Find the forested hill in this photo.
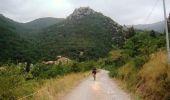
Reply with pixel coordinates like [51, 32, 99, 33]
[0, 14, 64, 63]
[38, 7, 125, 60]
[0, 7, 125, 63]
[0, 14, 29, 63]
[22, 17, 64, 31]
[0, 14, 64, 31]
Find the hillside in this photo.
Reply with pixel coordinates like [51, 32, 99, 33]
[132, 21, 164, 33]
[0, 14, 22, 31]
[0, 14, 30, 63]
[0, 14, 64, 63]
[0, 14, 64, 37]
[22, 17, 64, 31]
[37, 7, 125, 60]
[0, 7, 125, 63]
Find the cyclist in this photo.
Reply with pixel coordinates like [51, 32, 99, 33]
[92, 67, 97, 81]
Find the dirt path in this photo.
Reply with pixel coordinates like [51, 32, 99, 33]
[63, 70, 131, 100]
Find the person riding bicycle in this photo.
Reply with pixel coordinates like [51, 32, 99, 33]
[92, 67, 97, 80]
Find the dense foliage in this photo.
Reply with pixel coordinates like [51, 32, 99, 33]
[107, 30, 166, 76]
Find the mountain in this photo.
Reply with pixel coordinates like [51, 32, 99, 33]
[20, 17, 64, 40]
[0, 7, 125, 63]
[22, 17, 64, 31]
[0, 14, 31, 63]
[0, 14, 64, 63]
[132, 21, 164, 33]
[0, 14, 64, 32]
[38, 7, 125, 60]
[0, 14, 22, 31]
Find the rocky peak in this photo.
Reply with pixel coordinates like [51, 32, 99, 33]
[67, 7, 96, 20]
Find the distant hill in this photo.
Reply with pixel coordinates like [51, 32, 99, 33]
[0, 14, 64, 62]
[22, 17, 64, 31]
[132, 21, 164, 33]
[0, 14, 64, 31]
[0, 14, 65, 38]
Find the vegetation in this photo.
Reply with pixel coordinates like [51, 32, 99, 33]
[0, 8, 124, 64]
[105, 29, 170, 100]
[0, 60, 95, 100]
[0, 7, 121, 99]
[33, 72, 89, 100]
[0, 7, 169, 100]
[37, 12, 124, 61]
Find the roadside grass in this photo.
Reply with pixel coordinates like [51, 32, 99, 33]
[113, 79, 142, 100]
[0, 59, 94, 100]
[32, 72, 89, 100]
[111, 50, 170, 100]
[136, 50, 170, 100]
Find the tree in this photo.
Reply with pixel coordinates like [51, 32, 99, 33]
[126, 26, 136, 39]
[150, 30, 156, 37]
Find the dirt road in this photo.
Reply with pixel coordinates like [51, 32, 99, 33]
[63, 70, 131, 100]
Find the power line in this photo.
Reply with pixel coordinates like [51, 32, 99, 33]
[144, 0, 160, 24]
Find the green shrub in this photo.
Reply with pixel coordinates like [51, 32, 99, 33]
[31, 63, 72, 79]
[70, 62, 81, 72]
[78, 60, 95, 72]
[109, 66, 118, 77]
[0, 65, 24, 99]
[132, 56, 146, 68]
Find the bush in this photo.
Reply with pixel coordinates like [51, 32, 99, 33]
[0, 65, 24, 99]
[31, 63, 72, 79]
[77, 60, 95, 72]
[70, 62, 81, 72]
[109, 66, 118, 77]
[122, 32, 165, 61]
[31, 60, 94, 79]
[132, 56, 146, 68]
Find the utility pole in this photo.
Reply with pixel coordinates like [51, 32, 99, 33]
[163, 0, 170, 64]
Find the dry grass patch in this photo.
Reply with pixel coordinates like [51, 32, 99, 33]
[137, 50, 170, 100]
[114, 49, 170, 100]
[108, 50, 122, 60]
[32, 72, 89, 100]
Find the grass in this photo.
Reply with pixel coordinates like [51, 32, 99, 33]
[113, 79, 142, 100]
[136, 50, 170, 100]
[111, 49, 170, 100]
[30, 72, 89, 100]
[108, 50, 122, 60]
[0, 60, 93, 100]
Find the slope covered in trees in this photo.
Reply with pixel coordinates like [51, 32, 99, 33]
[37, 7, 125, 61]
[0, 7, 125, 63]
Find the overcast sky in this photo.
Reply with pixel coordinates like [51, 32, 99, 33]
[0, 0, 170, 25]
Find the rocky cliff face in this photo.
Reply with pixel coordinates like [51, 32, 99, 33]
[67, 7, 97, 20]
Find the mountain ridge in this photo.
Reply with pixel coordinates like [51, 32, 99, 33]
[0, 13, 64, 30]
[0, 7, 125, 62]
[131, 21, 164, 33]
